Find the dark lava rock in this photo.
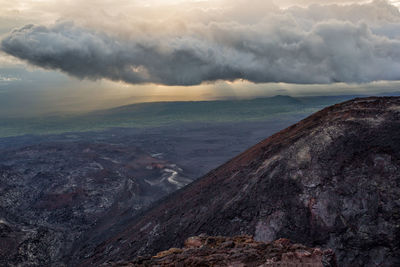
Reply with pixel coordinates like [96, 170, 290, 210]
[77, 97, 400, 267]
[112, 235, 337, 267]
[0, 142, 191, 266]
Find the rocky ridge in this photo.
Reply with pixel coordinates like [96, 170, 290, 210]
[76, 97, 400, 266]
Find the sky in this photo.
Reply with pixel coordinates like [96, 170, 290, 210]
[1, 0, 400, 116]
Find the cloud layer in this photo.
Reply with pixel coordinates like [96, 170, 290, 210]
[2, 0, 400, 85]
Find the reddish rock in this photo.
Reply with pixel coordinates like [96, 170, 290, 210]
[112, 235, 336, 267]
[184, 236, 203, 248]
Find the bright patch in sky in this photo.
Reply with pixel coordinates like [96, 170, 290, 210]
[1, 0, 400, 116]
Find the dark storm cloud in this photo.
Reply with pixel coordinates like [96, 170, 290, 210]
[2, 1, 400, 85]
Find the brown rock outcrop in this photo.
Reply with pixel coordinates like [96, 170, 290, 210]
[114, 235, 337, 267]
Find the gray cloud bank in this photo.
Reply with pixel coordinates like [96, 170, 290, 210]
[2, 0, 400, 86]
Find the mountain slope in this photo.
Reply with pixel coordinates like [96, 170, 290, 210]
[76, 97, 400, 266]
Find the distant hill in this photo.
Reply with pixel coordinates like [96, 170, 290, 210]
[0, 94, 358, 137]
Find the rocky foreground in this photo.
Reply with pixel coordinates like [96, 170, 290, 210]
[113, 235, 337, 267]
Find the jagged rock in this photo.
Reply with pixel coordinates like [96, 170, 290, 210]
[112, 236, 337, 267]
